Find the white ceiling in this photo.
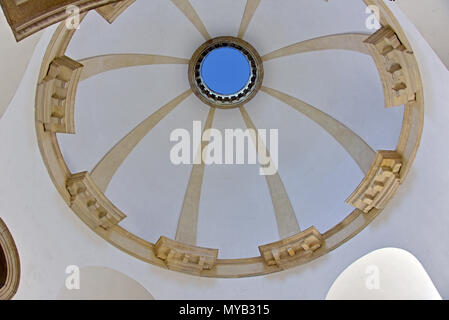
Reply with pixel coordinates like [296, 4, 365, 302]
[58, 0, 404, 258]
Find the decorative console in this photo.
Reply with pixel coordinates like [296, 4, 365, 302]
[67, 172, 126, 231]
[37, 56, 83, 134]
[346, 150, 402, 213]
[364, 26, 418, 108]
[154, 236, 218, 275]
[259, 227, 323, 269]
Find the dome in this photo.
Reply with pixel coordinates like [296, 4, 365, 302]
[0, 0, 448, 300]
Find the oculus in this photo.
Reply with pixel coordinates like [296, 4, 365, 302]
[189, 36, 264, 109]
[201, 47, 251, 96]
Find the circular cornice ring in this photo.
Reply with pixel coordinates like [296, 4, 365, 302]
[35, 1, 424, 278]
[188, 36, 263, 109]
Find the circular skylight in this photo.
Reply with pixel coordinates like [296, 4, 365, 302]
[189, 36, 264, 109]
[201, 47, 251, 95]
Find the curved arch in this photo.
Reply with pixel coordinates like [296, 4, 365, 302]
[0, 218, 20, 300]
[326, 248, 441, 300]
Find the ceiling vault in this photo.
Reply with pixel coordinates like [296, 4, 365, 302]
[30, 0, 424, 278]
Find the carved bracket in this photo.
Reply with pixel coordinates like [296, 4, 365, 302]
[347, 150, 402, 213]
[259, 227, 323, 269]
[36, 56, 83, 134]
[67, 172, 126, 231]
[154, 236, 218, 275]
[96, 0, 135, 23]
[365, 26, 418, 108]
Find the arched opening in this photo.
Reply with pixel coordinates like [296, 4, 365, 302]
[0, 246, 7, 288]
[0, 218, 20, 300]
[326, 248, 441, 300]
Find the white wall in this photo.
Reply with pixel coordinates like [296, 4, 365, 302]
[0, 1, 448, 299]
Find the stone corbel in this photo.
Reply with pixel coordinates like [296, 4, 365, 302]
[154, 236, 218, 275]
[346, 150, 402, 213]
[365, 26, 418, 108]
[259, 227, 323, 269]
[67, 172, 126, 231]
[36, 56, 83, 134]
